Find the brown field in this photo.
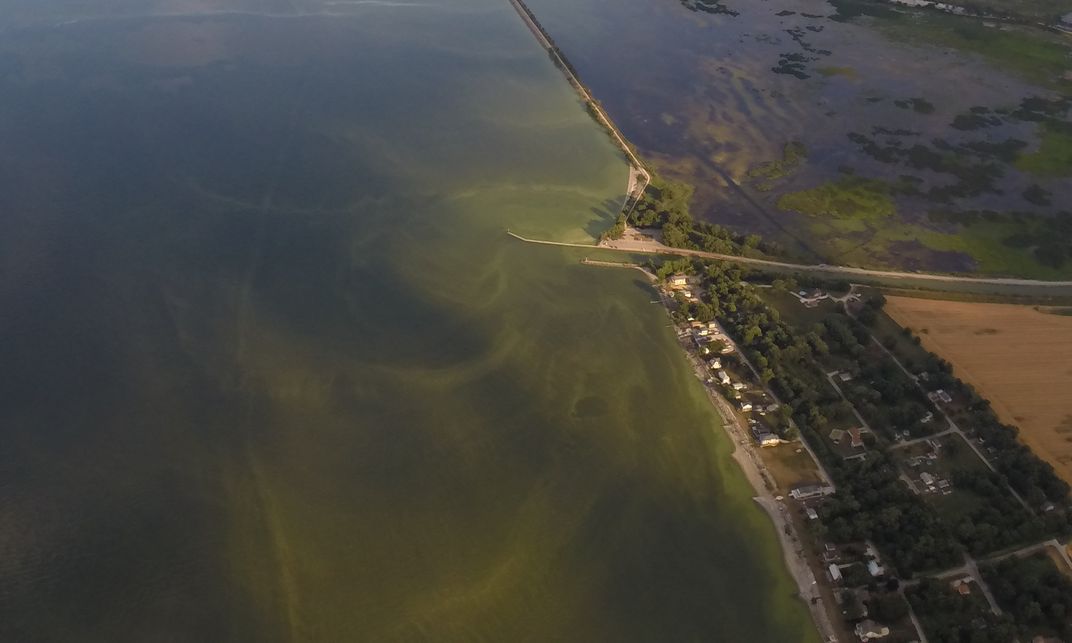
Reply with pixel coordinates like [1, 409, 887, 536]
[759, 443, 823, 495]
[884, 297, 1072, 483]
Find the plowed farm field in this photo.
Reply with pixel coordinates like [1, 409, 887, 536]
[884, 297, 1072, 483]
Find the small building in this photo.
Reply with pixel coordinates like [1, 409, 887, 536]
[867, 560, 885, 577]
[839, 371, 854, 382]
[732, 382, 747, 391]
[753, 430, 778, 446]
[828, 563, 843, 583]
[790, 483, 834, 500]
[669, 273, 688, 289]
[855, 619, 890, 640]
[718, 370, 731, 385]
[739, 401, 753, 412]
[829, 428, 846, 445]
[806, 507, 819, 520]
[708, 358, 722, 370]
[920, 472, 936, 487]
[848, 427, 865, 449]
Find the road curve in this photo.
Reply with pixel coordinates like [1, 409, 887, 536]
[506, 231, 1072, 290]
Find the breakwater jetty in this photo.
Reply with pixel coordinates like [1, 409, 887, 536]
[507, 0, 650, 212]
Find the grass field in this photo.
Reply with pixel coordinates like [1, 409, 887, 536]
[760, 443, 824, 495]
[884, 296, 1072, 483]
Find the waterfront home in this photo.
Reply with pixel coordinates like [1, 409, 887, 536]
[790, 483, 834, 500]
[752, 427, 778, 446]
[854, 619, 890, 640]
[828, 564, 843, 583]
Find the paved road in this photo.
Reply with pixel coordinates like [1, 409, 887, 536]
[507, 230, 1072, 292]
[870, 338, 1035, 514]
[889, 428, 954, 450]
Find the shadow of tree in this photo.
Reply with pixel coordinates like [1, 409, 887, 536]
[583, 195, 628, 240]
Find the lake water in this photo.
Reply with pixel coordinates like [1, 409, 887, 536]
[0, 1, 818, 640]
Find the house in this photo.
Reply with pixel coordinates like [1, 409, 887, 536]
[839, 371, 854, 382]
[753, 430, 778, 446]
[719, 344, 734, 354]
[828, 564, 843, 583]
[920, 472, 936, 487]
[732, 382, 747, 391]
[669, 273, 688, 289]
[708, 358, 722, 370]
[829, 428, 846, 445]
[790, 483, 834, 500]
[718, 370, 731, 385]
[848, 427, 865, 449]
[739, 401, 753, 412]
[867, 560, 885, 577]
[806, 507, 819, 520]
[854, 620, 890, 640]
[951, 578, 972, 595]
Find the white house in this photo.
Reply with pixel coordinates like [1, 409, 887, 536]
[828, 564, 843, 583]
[867, 560, 885, 577]
[855, 620, 890, 640]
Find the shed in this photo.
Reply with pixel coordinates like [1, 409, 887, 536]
[828, 564, 843, 583]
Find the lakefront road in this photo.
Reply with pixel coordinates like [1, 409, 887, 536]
[508, 228, 1072, 294]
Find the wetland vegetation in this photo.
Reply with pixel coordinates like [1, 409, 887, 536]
[527, 0, 1072, 278]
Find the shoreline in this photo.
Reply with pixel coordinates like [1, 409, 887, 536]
[503, 2, 839, 637]
[506, 0, 650, 216]
[646, 274, 840, 642]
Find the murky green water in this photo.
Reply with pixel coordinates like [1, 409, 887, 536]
[0, 1, 818, 640]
